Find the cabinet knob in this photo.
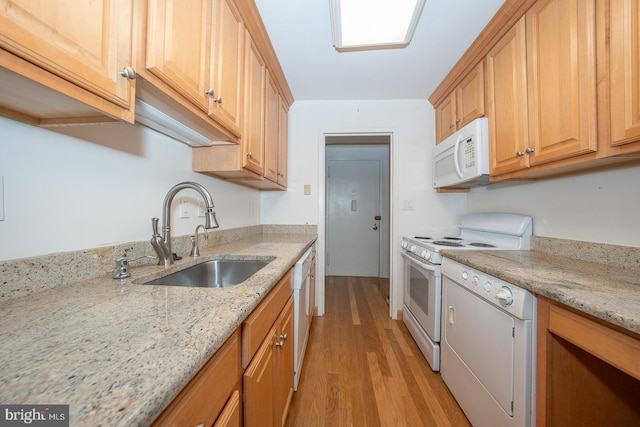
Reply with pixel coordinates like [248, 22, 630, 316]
[516, 151, 524, 157]
[275, 340, 284, 348]
[246, 151, 253, 157]
[205, 88, 214, 96]
[455, 118, 461, 124]
[196, 423, 206, 427]
[525, 147, 535, 154]
[213, 96, 222, 104]
[279, 333, 288, 341]
[118, 66, 136, 80]
[448, 123, 454, 129]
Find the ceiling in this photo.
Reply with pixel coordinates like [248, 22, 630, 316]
[254, 0, 506, 102]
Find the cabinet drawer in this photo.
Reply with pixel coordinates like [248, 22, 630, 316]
[242, 269, 293, 368]
[153, 328, 242, 427]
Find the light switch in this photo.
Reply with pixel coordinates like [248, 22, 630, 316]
[304, 184, 311, 195]
[0, 176, 4, 221]
[197, 198, 206, 217]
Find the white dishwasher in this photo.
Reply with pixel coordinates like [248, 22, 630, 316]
[293, 248, 313, 390]
[441, 257, 536, 427]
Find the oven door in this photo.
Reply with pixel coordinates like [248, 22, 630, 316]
[401, 251, 441, 342]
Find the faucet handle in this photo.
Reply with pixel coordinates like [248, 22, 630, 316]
[151, 217, 161, 236]
[113, 255, 155, 279]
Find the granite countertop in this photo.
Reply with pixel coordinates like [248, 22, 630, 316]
[441, 249, 640, 336]
[0, 233, 316, 426]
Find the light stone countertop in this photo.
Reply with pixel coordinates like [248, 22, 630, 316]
[440, 249, 640, 335]
[0, 233, 316, 426]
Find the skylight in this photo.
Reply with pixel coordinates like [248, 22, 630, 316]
[329, 0, 426, 52]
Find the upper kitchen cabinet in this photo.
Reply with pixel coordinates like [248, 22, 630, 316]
[609, 0, 640, 153]
[0, 0, 136, 124]
[242, 31, 267, 176]
[145, 0, 244, 136]
[141, 0, 243, 141]
[487, 0, 597, 177]
[434, 62, 485, 143]
[264, 71, 289, 188]
[486, 18, 529, 176]
[524, 0, 597, 165]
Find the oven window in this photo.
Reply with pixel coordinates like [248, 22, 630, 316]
[409, 264, 431, 315]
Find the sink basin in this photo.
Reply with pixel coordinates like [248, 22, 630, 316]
[142, 259, 270, 288]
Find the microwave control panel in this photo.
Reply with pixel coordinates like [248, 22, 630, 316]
[463, 137, 476, 168]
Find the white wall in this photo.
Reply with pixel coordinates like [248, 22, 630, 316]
[467, 164, 640, 247]
[0, 117, 260, 261]
[261, 100, 467, 316]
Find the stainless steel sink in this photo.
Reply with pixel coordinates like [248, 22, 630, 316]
[142, 259, 270, 288]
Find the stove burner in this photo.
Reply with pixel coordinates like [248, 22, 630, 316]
[443, 236, 463, 240]
[468, 242, 497, 248]
[414, 236, 433, 240]
[433, 241, 465, 247]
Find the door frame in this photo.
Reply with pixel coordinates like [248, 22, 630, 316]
[316, 129, 398, 319]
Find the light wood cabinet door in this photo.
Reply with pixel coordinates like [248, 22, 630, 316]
[525, 0, 597, 165]
[435, 62, 485, 143]
[277, 97, 289, 187]
[146, 0, 211, 111]
[0, 0, 134, 109]
[264, 71, 280, 183]
[487, 17, 530, 175]
[610, 0, 640, 150]
[456, 61, 485, 130]
[435, 93, 457, 143]
[275, 297, 294, 427]
[243, 31, 266, 176]
[213, 390, 242, 427]
[152, 329, 242, 427]
[244, 326, 276, 427]
[209, 0, 244, 135]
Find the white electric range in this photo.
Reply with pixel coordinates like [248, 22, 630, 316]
[400, 212, 533, 371]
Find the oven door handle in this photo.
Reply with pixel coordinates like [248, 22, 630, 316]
[401, 251, 437, 272]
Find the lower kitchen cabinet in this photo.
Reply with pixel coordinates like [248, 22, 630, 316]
[536, 297, 640, 426]
[243, 270, 294, 427]
[152, 328, 242, 427]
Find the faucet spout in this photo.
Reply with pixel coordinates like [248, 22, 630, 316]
[154, 181, 220, 266]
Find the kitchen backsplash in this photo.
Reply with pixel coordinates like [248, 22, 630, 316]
[532, 236, 640, 271]
[0, 224, 317, 302]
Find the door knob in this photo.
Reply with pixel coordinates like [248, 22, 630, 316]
[372, 223, 378, 231]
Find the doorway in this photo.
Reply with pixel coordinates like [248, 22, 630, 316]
[324, 135, 391, 301]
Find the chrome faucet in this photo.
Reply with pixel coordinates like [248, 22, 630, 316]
[189, 224, 209, 257]
[151, 181, 219, 266]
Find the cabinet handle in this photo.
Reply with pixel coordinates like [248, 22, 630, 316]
[516, 151, 524, 157]
[275, 340, 284, 348]
[525, 147, 535, 154]
[213, 96, 222, 104]
[118, 66, 136, 80]
[205, 88, 214, 96]
[246, 151, 253, 157]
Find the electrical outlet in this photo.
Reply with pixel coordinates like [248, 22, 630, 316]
[0, 176, 4, 221]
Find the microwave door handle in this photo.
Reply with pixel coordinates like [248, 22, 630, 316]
[453, 135, 463, 179]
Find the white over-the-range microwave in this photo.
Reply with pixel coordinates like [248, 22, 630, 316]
[433, 117, 490, 189]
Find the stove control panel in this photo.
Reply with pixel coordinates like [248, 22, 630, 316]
[442, 258, 534, 320]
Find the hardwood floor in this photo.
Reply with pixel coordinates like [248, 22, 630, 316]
[285, 276, 470, 427]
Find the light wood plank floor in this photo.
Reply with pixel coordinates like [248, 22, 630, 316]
[285, 276, 471, 427]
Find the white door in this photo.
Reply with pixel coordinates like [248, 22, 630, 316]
[326, 159, 381, 276]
